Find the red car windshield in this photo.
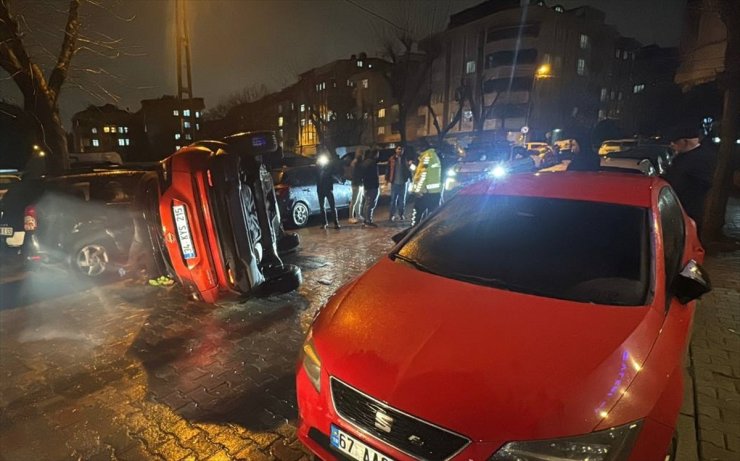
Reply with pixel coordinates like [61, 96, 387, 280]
[393, 194, 651, 306]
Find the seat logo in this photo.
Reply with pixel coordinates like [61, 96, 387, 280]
[374, 410, 394, 433]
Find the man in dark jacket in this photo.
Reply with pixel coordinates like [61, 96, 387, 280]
[386, 145, 412, 221]
[316, 152, 341, 229]
[361, 148, 380, 227]
[663, 125, 718, 236]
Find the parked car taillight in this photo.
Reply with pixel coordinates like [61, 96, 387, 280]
[24, 205, 37, 231]
[275, 184, 289, 198]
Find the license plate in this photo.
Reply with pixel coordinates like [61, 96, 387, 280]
[330, 425, 394, 461]
[172, 205, 196, 260]
[0, 226, 12, 236]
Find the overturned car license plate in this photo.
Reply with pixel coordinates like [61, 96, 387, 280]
[172, 205, 196, 260]
[330, 425, 394, 461]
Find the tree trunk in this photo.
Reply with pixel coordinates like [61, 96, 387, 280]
[702, 3, 740, 242]
[28, 99, 69, 174]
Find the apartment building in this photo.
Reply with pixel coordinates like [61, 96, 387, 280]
[420, 0, 636, 144]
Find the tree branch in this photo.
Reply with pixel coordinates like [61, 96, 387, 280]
[48, 0, 80, 100]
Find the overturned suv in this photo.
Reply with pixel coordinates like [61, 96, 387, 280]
[159, 131, 301, 303]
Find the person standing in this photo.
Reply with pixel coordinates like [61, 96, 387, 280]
[566, 135, 600, 172]
[361, 148, 380, 227]
[348, 148, 364, 224]
[316, 152, 341, 229]
[411, 141, 442, 226]
[387, 145, 412, 221]
[663, 124, 718, 237]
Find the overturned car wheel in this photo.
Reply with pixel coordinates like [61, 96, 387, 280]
[255, 264, 302, 296]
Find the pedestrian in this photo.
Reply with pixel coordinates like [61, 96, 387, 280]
[663, 124, 718, 237]
[361, 147, 380, 227]
[566, 135, 600, 172]
[348, 148, 364, 224]
[387, 145, 412, 221]
[411, 139, 442, 226]
[316, 151, 341, 229]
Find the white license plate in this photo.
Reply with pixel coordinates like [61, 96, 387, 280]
[330, 425, 394, 461]
[172, 205, 196, 259]
[0, 226, 12, 236]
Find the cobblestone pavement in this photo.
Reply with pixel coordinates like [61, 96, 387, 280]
[0, 209, 405, 461]
[1, 201, 739, 461]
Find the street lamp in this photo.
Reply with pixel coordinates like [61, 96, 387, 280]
[524, 64, 553, 142]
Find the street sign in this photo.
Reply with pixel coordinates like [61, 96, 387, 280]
[521, 126, 529, 134]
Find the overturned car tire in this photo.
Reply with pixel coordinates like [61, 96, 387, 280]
[256, 264, 302, 296]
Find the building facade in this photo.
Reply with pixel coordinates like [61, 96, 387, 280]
[139, 96, 205, 159]
[419, 0, 637, 144]
[71, 104, 139, 160]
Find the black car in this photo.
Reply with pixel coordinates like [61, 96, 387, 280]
[605, 145, 674, 175]
[0, 168, 167, 279]
[273, 165, 353, 227]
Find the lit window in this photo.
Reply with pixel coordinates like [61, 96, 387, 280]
[123, 126, 129, 133]
[278, 105, 283, 114]
[361, 79, 369, 89]
[278, 116, 284, 127]
[175, 133, 181, 140]
[347, 79, 353, 87]
[633, 84, 645, 93]
[173, 110, 179, 116]
[576, 58, 586, 76]
[466, 60, 476, 74]
[378, 108, 386, 118]
[184, 121, 191, 129]
[378, 126, 385, 135]
[600, 88, 607, 102]
[175, 145, 181, 150]
[615, 49, 621, 59]
[125, 139, 130, 146]
[300, 104, 305, 112]
[554, 5, 564, 12]
[183, 109, 191, 117]
[196, 123, 200, 131]
[195, 111, 201, 118]
[118, 127, 124, 133]
[579, 34, 589, 49]
[185, 134, 192, 140]
[118, 139, 126, 146]
[301, 119, 306, 126]
[92, 139, 100, 147]
[103, 126, 110, 133]
[618, 92, 623, 100]
[598, 109, 606, 120]
[610, 90, 616, 100]
[623, 51, 629, 60]
[91, 127, 98, 134]
[357, 60, 363, 67]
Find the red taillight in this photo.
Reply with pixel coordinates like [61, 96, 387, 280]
[207, 169, 213, 187]
[275, 184, 289, 198]
[24, 205, 37, 231]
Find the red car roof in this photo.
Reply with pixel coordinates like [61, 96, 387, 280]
[460, 171, 662, 208]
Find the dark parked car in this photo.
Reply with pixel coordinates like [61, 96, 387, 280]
[606, 145, 674, 175]
[273, 165, 353, 227]
[0, 168, 167, 279]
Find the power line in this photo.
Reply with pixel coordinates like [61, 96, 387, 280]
[343, 0, 407, 33]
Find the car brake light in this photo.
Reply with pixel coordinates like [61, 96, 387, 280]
[275, 184, 289, 198]
[24, 205, 37, 231]
[207, 169, 213, 187]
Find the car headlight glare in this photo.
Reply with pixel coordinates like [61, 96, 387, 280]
[490, 421, 642, 461]
[447, 168, 456, 177]
[490, 165, 507, 178]
[302, 335, 322, 392]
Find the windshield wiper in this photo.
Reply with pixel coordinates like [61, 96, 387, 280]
[390, 253, 443, 277]
[448, 272, 553, 297]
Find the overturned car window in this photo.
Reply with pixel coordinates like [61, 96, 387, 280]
[393, 195, 651, 306]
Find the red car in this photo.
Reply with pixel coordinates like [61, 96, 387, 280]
[159, 132, 301, 303]
[297, 172, 711, 461]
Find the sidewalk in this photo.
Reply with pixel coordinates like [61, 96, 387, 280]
[681, 195, 740, 460]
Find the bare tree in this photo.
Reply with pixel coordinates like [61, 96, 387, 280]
[205, 83, 269, 120]
[301, 84, 364, 155]
[0, 0, 80, 173]
[703, 0, 740, 242]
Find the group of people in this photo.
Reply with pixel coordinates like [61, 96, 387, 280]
[316, 140, 445, 230]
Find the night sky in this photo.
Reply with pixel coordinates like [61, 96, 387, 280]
[0, 0, 687, 127]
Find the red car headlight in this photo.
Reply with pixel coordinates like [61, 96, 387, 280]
[301, 332, 322, 392]
[490, 420, 642, 461]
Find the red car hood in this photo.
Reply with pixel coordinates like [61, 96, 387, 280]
[315, 258, 663, 443]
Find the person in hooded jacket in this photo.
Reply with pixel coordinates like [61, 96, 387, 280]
[316, 152, 341, 229]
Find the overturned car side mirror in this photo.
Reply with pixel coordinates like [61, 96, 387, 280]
[674, 259, 711, 304]
[638, 158, 657, 176]
[391, 227, 411, 244]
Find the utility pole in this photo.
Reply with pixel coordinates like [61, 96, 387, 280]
[175, 0, 193, 101]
